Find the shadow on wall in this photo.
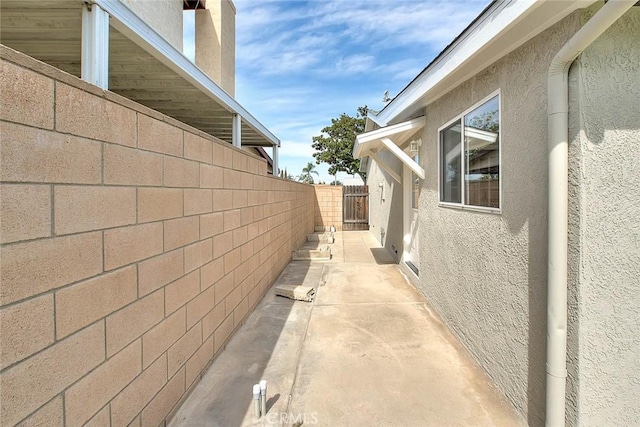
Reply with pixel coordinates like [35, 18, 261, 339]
[525, 207, 548, 427]
[170, 261, 316, 427]
[366, 158, 403, 263]
[499, 139, 547, 427]
[369, 248, 398, 265]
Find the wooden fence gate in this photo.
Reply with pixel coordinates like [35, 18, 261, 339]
[343, 185, 369, 231]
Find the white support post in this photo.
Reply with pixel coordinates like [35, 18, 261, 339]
[81, 3, 110, 89]
[232, 114, 242, 148]
[380, 137, 425, 179]
[273, 145, 279, 177]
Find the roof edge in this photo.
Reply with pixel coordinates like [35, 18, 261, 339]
[96, 0, 280, 146]
[376, 0, 594, 125]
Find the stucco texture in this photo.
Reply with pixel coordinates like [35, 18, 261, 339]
[567, 5, 640, 426]
[366, 150, 403, 261]
[195, 0, 236, 96]
[120, 0, 183, 51]
[414, 14, 582, 426]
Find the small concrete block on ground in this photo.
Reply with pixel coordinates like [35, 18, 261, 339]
[305, 233, 334, 244]
[291, 246, 331, 261]
[273, 284, 315, 302]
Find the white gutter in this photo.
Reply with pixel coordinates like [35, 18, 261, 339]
[93, 0, 280, 147]
[376, 0, 537, 124]
[545, 1, 634, 426]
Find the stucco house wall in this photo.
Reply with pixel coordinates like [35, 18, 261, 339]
[195, 0, 236, 96]
[413, 12, 583, 426]
[360, 2, 638, 425]
[0, 47, 314, 426]
[219, 0, 236, 96]
[366, 150, 403, 261]
[566, 7, 640, 426]
[120, 0, 184, 51]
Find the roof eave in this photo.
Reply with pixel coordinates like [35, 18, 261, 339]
[376, 0, 595, 126]
[353, 116, 425, 159]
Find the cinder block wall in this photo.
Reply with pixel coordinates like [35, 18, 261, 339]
[0, 46, 314, 426]
[313, 185, 342, 231]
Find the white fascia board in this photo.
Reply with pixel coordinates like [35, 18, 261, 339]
[366, 111, 385, 128]
[353, 116, 425, 158]
[94, 0, 280, 147]
[376, 0, 539, 125]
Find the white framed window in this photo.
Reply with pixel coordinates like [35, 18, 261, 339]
[438, 91, 501, 211]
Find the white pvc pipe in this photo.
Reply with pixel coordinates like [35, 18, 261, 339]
[259, 380, 267, 416]
[253, 384, 261, 417]
[545, 2, 634, 426]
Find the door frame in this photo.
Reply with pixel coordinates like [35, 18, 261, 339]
[402, 161, 419, 276]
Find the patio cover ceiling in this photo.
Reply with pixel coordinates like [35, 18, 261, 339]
[0, 0, 279, 147]
[353, 116, 425, 182]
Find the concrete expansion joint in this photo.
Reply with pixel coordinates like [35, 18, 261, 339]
[282, 265, 321, 420]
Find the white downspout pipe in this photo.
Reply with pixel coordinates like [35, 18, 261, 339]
[273, 144, 280, 177]
[546, 2, 634, 426]
[81, 3, 110, 89]
[232, 113, 242, 148]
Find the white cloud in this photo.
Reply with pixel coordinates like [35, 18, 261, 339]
[336, 54, 375, 74]
[234, 0, 487, 80]
[304, 0, 483, 49]
[230, 0, 490, 181]
[280, 140, 316, 159]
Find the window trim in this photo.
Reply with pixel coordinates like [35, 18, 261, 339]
[437, 89, 502, 214]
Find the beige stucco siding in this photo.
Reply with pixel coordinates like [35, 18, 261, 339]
[366, 150, 403, 261]
[415, 13, 582, 425]
[219, 0, 235, 95]
[567, 6, 640, 426]
[119, 0, 183, 51]
[195, 0, 236, 95]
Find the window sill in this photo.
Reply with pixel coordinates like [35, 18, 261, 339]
[438, 202, 502, 215]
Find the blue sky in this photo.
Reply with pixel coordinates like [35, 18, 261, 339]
[186, 0, 490, 183]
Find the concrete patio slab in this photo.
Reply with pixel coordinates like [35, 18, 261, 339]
[169, 231, 524, 427]
[288, 301, 520, 426]
[341, 232, 396, 264]
[316, 263, 424, 305]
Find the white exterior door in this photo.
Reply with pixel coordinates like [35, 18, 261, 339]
[403, 158, 420, 275]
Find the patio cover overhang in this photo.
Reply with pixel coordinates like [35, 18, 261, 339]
[353, 116, 425, 183]
[0, 0, 279, 148]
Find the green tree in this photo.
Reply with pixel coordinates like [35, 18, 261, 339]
[467, 109, 499, 133]
[298, 162, 319, 184]
[312, 106, 367, 181]
[279, 168, 295, 180]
